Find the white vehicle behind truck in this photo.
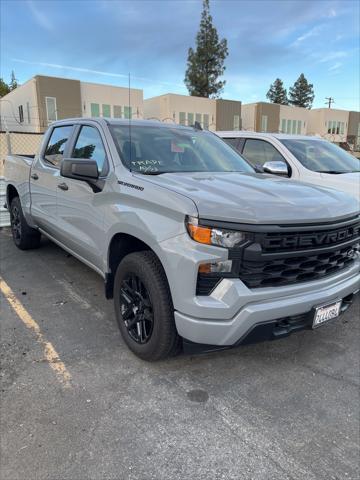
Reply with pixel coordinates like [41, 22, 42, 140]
[216, 131, 360, 201]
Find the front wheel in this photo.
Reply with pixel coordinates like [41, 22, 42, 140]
[114, 251, 181, 361]
[10, 197, 41, 250]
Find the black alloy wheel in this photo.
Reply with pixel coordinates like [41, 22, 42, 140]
[113, 251, 181, 360]
[10, 204, 21, 242]
[9, 197, 41, 250]
[120, 274, 154, 344]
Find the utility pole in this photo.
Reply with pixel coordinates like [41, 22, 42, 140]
[325, 97, 335, 108]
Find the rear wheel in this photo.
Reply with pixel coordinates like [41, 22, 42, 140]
[10, 197, 41, 250]
[114, 251, 181, 361]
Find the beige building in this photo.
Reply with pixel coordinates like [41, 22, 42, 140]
[0, 77, 40, 132]
[241, 102, 360, 146]
[347, 111, 360, 149]
[0, 75, 143, 132]
[144, 93, 241, 131]
[1, 75, 357, 147]
[242, 102, 308, 134]
[308, 108, 349, 142]
[80, 81, 143, 120]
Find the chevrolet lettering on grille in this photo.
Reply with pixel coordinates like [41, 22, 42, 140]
[263, 224, 360, 250]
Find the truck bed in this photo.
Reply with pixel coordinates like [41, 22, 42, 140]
[4, 154, 34, 216]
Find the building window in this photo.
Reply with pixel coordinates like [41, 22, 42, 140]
[204, 114, 210, 130]
[91, 103, 100, 117]
[45, 97, 57, 123]
[26, 102, 31, 124]
[187, 113, 194, 126]
[261, 115, 268, 132]
[287, 119, 291, 134]
[356, 123, 360, 149]
[233, 115, 240, 131]
[124, 106, 132, 119]
[297, 120, 301, 134]
[18, 105, 24, 123]
[113, 105, 122, 118]
[179, 112, 186, 125]
[195, 113, 202, 125]
[281, 119, 286, 133]
[327, 120, 344, 135]
[102, 104, 111, 118]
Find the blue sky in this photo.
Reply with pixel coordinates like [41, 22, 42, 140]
[1, 0, 359, 110]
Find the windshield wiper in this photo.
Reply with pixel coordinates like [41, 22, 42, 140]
[138, 171, 172, 175]
[315, 170, 347, 174]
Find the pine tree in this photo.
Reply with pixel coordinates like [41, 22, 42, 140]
[9, 70, 18, 91]
[266, 78, 288, 105]
[288, 73, 315, 109]
[0, 78, 10, 98]
[184, 0, 228, 98]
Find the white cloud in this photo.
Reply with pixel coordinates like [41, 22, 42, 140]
[27, 1, 53, 31]
[320, 51, 348, 63]
[291, 25, 323, 46]
[328, 62, 342, 71]
[328, 8, 337, 18]
[11, 58, 184, 88]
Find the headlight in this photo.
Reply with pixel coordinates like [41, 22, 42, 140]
[186, 216, 245, 248]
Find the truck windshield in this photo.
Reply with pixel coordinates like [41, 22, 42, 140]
[281, 139, 360, 174]
[110, 125, 254, 174]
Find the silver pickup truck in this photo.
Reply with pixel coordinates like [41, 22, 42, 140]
[4, 118, 360, 360]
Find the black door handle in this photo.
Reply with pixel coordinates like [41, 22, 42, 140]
[31, 173, 39, 180]
[58, 182, 69, 191]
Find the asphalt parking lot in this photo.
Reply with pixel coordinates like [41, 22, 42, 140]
[1, 227, 359, 480]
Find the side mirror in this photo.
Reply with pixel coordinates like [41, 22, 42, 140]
[60, 159, 99, 181]
[263, 161, 289, 177]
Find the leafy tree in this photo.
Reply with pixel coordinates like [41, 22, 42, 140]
[266, 78, 288, 105]
[0, 78, 10, 98]
[288, 73, 315, 109]
[9, 70, 18, 91]
[184, 0, 228, 98]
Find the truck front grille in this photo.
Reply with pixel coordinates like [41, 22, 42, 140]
[196, 215, 360, 295]
[239, 244, 356, 288]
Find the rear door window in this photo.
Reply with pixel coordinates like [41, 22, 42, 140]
[242, 139, 286, 168]
[44, 125, 73, 167]
[223, 138, 240, 150]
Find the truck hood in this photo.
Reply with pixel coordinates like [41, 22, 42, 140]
[319, 172, 360, 200]
[138, 172, 359, 224]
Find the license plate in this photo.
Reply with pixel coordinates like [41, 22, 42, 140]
[313, 300, 342, 328]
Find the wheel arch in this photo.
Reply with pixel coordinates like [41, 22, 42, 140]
[6, 184, 19, 207]
[106, 232, 170, 300]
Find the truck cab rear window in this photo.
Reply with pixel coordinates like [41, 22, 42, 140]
[44, 126, 73, 167]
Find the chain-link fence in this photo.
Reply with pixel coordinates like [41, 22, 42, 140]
[0, 131, 44, 175]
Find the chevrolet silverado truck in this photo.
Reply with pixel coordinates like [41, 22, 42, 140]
[4, 118, 360, 360]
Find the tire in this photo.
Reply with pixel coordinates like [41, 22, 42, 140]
[114, 251, 181, 361]
[10, 197, 41, 250]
